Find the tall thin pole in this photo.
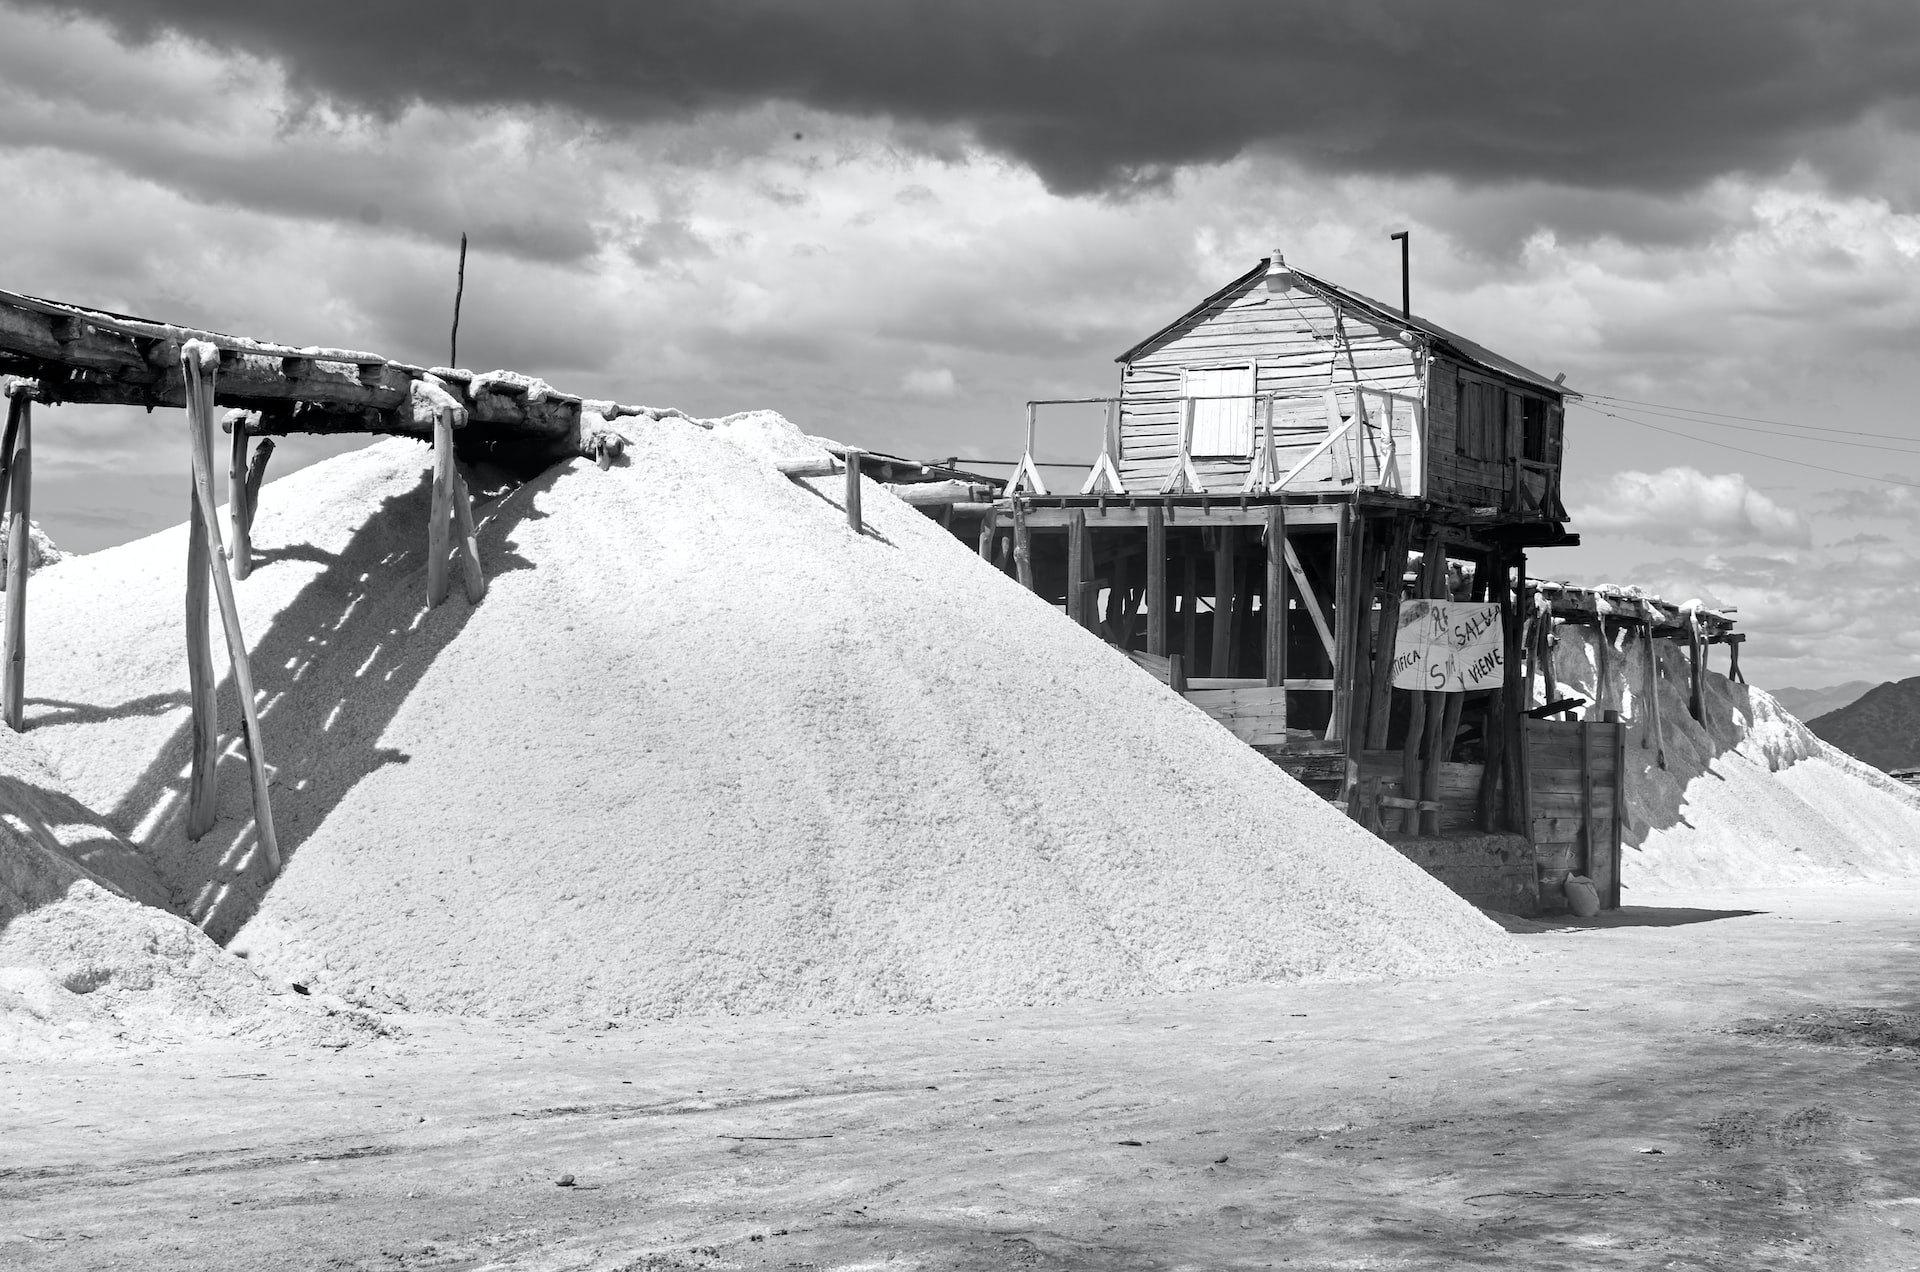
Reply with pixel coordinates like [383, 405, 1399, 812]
[449, 232, 468, 368]
[1389, 230, 1409, 319]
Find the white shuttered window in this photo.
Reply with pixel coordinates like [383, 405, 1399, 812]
[1184, 364, 1255, 457]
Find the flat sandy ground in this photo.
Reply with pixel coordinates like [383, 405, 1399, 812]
[5, 884, 1919, 1271]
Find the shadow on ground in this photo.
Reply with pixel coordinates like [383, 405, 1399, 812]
[1482, 904, 1765, 934]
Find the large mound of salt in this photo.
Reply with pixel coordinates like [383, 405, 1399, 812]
[1547, 624, 1920, 893]
[21, 417, 1510, 1018]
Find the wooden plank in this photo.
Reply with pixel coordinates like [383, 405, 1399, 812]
[1, 384, 30, 731]
[1185, 685, 1288, 746]
[1010, 503, 1342, 529]
[1211, 526, 1236, 677]
[1147, 505, 1167, 656]
[1128, 648, 1173, 683]
[1282, 539, 1336, 660]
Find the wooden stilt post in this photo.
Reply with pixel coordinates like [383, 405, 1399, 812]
[843, 447, 864, 535]
[1504, 555, 1529, 831]
[1182, 550, 1199, 668]
[1644, 621, 1667, 769]
[1264, 504, 1287, 689]
[1594, 616, 1613, 715]
[1326, 504, 1354, 745]
[243, 437, 274, 548]
[977, 511, 997, 561]
[1609, 707, 1627, 908]
[226, 411, 255, 581]
[1067, 508, 1090, 628]
[180, 341, 280, 875]
[427, 406, 455, 608]
[1344, 516, 1377, 752]
[1147, 506, 1168, 657]
[1687, 611, 1706, 724]
[1, 380, 36, 732]
[1012, 498, 1034, 591]
[1211, 526, 1237, 677]
[184, 399, 220, 839]
[1365, 520, 1410, 748]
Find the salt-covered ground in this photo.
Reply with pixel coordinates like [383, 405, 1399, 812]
[5, 883, 1917, 1271]
[1546, 624, 1920, 894]
[11, 413, 1507, 1025]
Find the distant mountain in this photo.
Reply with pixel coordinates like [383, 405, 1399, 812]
[1807, 678, 1920, 773]
[1770, 680, 1878, 723]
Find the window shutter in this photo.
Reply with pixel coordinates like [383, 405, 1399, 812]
[1186, 365, 1255, 457]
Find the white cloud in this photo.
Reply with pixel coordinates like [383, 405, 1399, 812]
[1570, 467, 1811, 547]
[900, 367, 957, 399]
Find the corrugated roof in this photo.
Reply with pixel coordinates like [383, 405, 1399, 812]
[1116, 258, 1575, 399]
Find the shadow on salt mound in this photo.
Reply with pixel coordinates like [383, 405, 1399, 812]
[1546, 624, 1920, 891]
[1, 725, 167, 924]
[25, 421, 1515, 1021]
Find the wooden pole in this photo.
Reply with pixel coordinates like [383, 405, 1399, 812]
[243, 437, 274, 542]
[1, 382, 34, 731]
[1345, 517, 1377, 753]
[1182, 551, 1199, 668]
[1067, 508, 1090, 628]
[843, 447, 864, 535]
[1609, 707, 1627, 908]
[1326, 504, 1355, 745]
[1687, 612, 1706, 724]
[427, 406, 455, 607]
[1579, 718, 1595, 879]
[1147, 506, 1168, 656]
[1211, 526, 1237, 677]
[1593, 616, 1612, 715]
[1264, 504, 1287, 688]
[1365, 519, 1410, 748]
[180, 341, 280, 874]
[1504, 555, 1529, 831]
[227, 411, 255, 580]
[977, 511, 997, 561]
[450, 231, 467, 368]
[184, 398, 220, 838]
[1644, 623, 1667, 769]
[1012, 498, 1034, 591]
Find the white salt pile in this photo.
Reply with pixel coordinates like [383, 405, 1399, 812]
[1548, 624, 1920, 894]
[0, 726, 350, 1055]
[20, 414, 1511, 1019]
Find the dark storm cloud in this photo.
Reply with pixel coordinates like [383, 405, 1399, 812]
[28, 0, 1920, 196]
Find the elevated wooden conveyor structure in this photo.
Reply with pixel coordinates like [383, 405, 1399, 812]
[0, 285, 682, 879]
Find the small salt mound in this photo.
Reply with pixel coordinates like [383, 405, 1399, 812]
[1547, 625, 1920, 892]
[0, 730, 350, 1056]
[24, 421, 1511, 1019]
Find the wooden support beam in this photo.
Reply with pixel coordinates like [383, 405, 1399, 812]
[844, 447, 864, 535]
[1365, 519, 1411, 749]
[1011, 499, 1034, 591]
[180, 341, 280, 874]
[1264, 505, 1287, 688]
[1347, 523, 1381, 753]
[1067, 508, 1090, 629]
[1687, 612, 1706, 724]
[243, 437, 274, 552]
[226, 410, 255, 580]
[977, 510, 997, 561]
[1147, 506, 1168, 657]
[1609, 708, 1627, 909]
[1644, 622, 1667, 769]
[427, 405, 454, 607]
[1281, 540, 1336, 662]
[1, 380, 34, 731]
[1326, 504, 1355, 745]
[1579, 719, 1595, 878]
[1593, 616, 1612, 715]
[1502, 552, 1528, 831]
[184, 396, 219, 839]
[1182, 551, 1199, 668]
[1211, 526, 1237, 677]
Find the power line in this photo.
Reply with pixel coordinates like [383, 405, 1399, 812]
[1570, 400, 1920, 490]
[1583, 397, 1920, 455]
[1585, 392, 1919, 444]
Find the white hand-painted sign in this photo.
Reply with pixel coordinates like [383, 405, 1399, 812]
[1391, 600, 1504, 693]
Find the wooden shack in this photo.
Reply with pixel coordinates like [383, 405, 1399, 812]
[953, 251, 1618, 912]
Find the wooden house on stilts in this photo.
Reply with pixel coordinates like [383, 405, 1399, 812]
[966, 250, 1629, 914]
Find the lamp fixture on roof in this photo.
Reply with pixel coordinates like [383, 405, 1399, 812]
[1265, 249, 1295, 293]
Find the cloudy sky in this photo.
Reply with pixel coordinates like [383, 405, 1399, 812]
[5, 1, 1920, 690]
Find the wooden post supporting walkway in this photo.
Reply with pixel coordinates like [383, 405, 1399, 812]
[180, 341, 281, 874]
[1147, 506, 1168, 657]
[2, 378, 36, 731]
